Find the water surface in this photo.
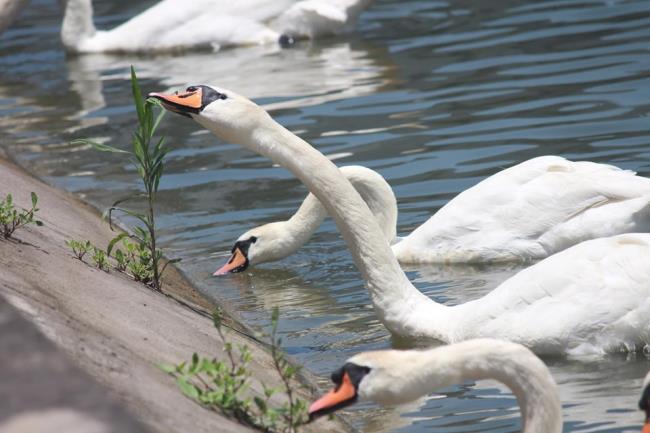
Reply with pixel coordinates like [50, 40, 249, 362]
[2, 1, 650, 432]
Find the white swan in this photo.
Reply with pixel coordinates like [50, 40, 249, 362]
[214, 164, 397, 275]
[150, 85, 650, 355]
[60, 0, 372, 54]
[217, 155, 650, 273]
[308, 339, 562, 433]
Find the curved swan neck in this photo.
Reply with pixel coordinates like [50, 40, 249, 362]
[196, 110, 444, 337]
[61, 0, 96, 52]
[285, 192, 329, 245]
[285, 165, 398, 248]
[380, 340, 562, 433]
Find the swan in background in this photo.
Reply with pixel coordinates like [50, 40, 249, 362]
[60, 0, 373, 54]
[639, 371, 650, 433]
[215, 165, 397, 275]
[150, 85, 650, 355]
[217, 155, 650, 273]
[308, 339, 562, 433]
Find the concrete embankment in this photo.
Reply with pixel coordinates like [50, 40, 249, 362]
[0, 155, 346, 433]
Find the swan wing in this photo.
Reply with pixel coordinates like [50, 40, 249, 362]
[393, 156, 650, 263]
[458, 234, 650, 354]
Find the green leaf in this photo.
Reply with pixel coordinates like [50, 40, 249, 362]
[177, 377, 200, 400]
[35, 220, 43, 226]
[271, 307, 279, 327]
[157, 363, 177, 374]
[30, 192, 37, 208]
[130, 66, 145, 127]
[254, 396, 267, 412]
[107, 233, 129, 257]
[73, 139, 130, 154]
[151, 104, 166, 137]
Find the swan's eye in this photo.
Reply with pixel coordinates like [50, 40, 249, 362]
[186, 86, 198, 92]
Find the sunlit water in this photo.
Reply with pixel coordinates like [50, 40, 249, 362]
[2, 0, 650, 432]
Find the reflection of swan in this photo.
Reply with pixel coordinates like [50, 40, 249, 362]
[215, 165, 397, 275]
[63, 39, 393, 133]
[308, 339, 562, 433]
[219, 156, 650, 271]
[151, 86, 650, 355]
[60, 0, 372, 54]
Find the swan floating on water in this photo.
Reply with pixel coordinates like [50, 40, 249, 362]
[217, 155, 650, 273]
[308, 339, 562, 433]
[60, 0, 373, 54]
[150, 85, 650, 355]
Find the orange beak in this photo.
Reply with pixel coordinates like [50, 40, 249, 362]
[149, 88, 203, 115]
[213, 247, 248, 276]
[308, 372, 357, 421]
[643, 420, 650, 433]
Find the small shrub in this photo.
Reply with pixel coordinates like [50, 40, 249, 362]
[161, 308, 308, 433]
[91, 246, 108, 271]
[113, 249, 128, 272]
[0, 192, 43, 239]
[66, 239, 92, 261]
[73, 66, 179, 292]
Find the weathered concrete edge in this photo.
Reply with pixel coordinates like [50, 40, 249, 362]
[0, 152, 354, 433]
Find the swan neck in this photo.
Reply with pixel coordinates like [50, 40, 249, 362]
[286, 193, 329, 245]
[209, 111, 443, 337]
[61, 0, 96, 52]
[414, 340, 562, 433]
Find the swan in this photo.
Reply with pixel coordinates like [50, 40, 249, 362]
[214, 164, 397, 275]
[640, 371, 650, 433]
[307, 339, 562, 433]
[217, 155, 650, 273]
[60, 0, 372, 54]
[150, 85, 650, 355]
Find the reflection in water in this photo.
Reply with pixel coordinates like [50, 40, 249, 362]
[63, 40, 394, 124]
[2, 0, 650, 432]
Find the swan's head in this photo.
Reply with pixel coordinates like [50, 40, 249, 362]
[309, 350, 426, 421]
[149, 85, 270, 144]
[639, 371, 650, 432]
[214, 222, 299, 276]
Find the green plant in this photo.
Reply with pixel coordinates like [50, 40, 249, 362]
[73, 66, 178, 291]
[113, 249, 128, 272]
[0, 192, 43, 239]
[269, 307, 308, 432]
[66, 239, 92, 261]
[161, 309, 308, 433]
[109, 232, 154, 283]
[91, 246, 108, 271]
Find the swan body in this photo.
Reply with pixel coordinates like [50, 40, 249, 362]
[61, 0, 372, 54]
[151, 85, 650, 355]
[393, 156, 650, 263]
[308, 339, 562, 433]
[221, 155, 650, 271]
[215, 164, 397, 275]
